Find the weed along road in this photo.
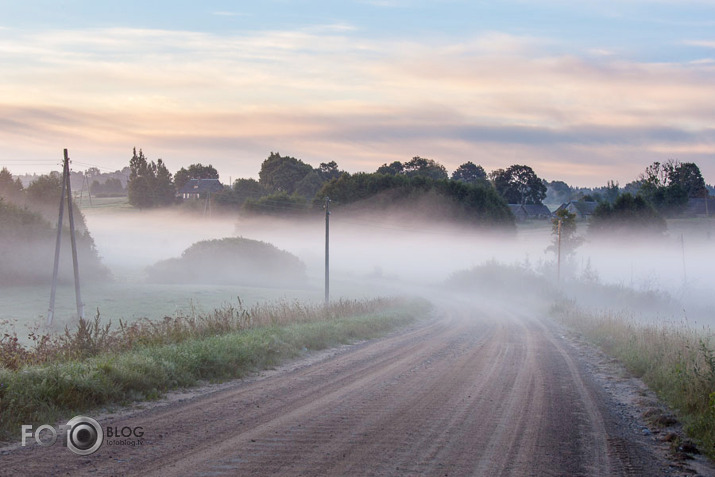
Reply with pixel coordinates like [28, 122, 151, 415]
[0, 305, 687, 476]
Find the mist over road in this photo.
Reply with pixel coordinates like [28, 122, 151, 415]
[2, 302, 676, 476]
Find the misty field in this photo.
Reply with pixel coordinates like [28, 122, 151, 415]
[0, 282, 323, 343]
[2, 201, 714, 341]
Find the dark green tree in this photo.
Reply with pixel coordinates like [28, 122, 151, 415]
[0, 167, 24, 202]
[26, 172, 62, 204]
[154, 159, 176, 206]
[243, 192, 308, 215]
[637, 160, 703, 215]
[294, 170, 324, 198]
[258, 152, 314, 194]
[174, 163, 219, 191]
[547, 209, 582, 258]
[376, 161, 404, 175]
[668, 162, 707, 198]
[452, 162, 487, 184]
[128, 148, 154, 208]
[403, 156, 448, 180]
[128, 148, 175, 208]
[491, 164, 547, 205]
[589, 193, 666, 236]
[316, 172, 514, 227]
[214, 178, 268, 207]
[319, 161, 342, 181]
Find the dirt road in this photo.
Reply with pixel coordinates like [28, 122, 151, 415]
[0, 304, 702, 476]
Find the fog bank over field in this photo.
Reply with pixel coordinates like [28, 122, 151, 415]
[82, 208, 715, 326]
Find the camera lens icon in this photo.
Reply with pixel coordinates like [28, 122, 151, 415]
[66, 416, 103, 455]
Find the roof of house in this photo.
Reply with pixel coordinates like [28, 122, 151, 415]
[557, 200, 598, 217]
[508, 203, 552, 219]
[179, 178, 224, 195]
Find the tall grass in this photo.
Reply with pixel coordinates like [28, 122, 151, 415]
[552, 301, 715, 457]
[0, 297, 429, 441]
[0, 298, 396, 369]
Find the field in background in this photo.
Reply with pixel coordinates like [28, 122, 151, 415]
[0, 282, 322, 342]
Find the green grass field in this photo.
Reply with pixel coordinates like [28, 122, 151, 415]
[0, 282, 324, 343]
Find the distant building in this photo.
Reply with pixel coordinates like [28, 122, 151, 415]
[178, 178, 224, 199]
[508, 203, 553, 221]
[556, 200, 598, 220]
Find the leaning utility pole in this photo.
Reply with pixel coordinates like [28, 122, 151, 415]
[48, 149, 84, 326]
[324, 196, 331, 304]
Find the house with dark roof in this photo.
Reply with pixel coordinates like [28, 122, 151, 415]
[178, 178, 224, 199]
[556, 200, 598, 220]
[508, 203, 553, 221]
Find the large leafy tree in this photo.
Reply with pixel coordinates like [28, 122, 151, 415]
[316, 172, 514, 227]
[403, 156, 448, 180]
[452, 162, 487, 184]
[174, 163, 219, 191]
[319, 161, 342, 181]
[376, 161, 404, 176]
[668, 162, 707, 198]
[490, 164, 547, 205]
[638, 160, 705, 214]
[258, 152, 314, 195]
[376, 157, 448, 180]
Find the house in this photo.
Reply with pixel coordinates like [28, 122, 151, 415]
[178, 178, 224, 199]
[508, 203, 553, 221]
[684, 197, 714, 217]
[556, 200, 598, 220]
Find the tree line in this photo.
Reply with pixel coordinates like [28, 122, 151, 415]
[120, 148, 711, 232]
[4, 148, 710, 232]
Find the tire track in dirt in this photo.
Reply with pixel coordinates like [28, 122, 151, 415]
[0, 305, 679, 476]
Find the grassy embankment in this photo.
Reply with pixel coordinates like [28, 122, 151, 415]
[0, 297, 429, 441]
[552, 300, 715, 458]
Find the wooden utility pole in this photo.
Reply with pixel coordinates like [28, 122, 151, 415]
[680, 233, 687, 287]
[557, 218, 562, 283]
[48, 149, 84, 326]
[324, 196, 331, 304]
[65, 150, 84, 321]
[48, 154, 68, 326]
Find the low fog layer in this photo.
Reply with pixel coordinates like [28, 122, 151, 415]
[1, 204, 711, 336]
[82, 209, 715, 319]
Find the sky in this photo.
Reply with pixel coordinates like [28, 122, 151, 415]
[1, 0, 714, 187]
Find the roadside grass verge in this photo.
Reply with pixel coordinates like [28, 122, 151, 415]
[0, 297, 430, 442]
[552, 301, 715, 458]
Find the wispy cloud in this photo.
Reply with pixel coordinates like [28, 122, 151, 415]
[211, 11, 246, 17]
[1, 26, 714, 185]
[683, 39, 715, 49]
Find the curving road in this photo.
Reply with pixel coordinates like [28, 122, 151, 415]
[0, 303, 687, 476]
